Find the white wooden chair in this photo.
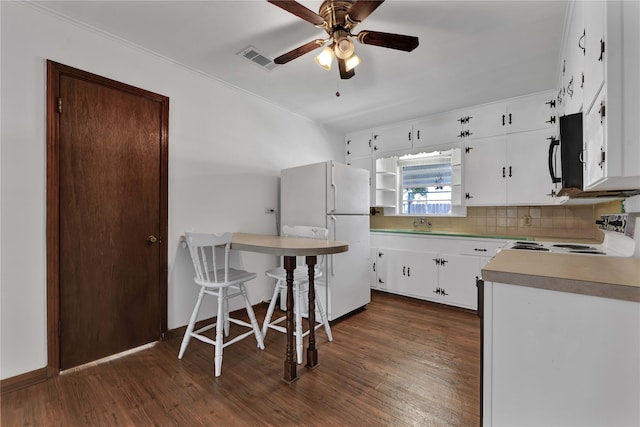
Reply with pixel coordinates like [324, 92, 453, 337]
[179, 232, 264, 377]
[262, 225, 333, 364]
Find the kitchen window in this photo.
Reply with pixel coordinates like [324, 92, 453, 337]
[375, 148, 463, 216]
[400, 155, 453, 215]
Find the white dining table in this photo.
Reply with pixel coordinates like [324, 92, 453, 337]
[231, 232, 348, 383]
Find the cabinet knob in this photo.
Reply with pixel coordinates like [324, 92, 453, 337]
[545, 99, 556, 108]
[545, 116, 556, 124]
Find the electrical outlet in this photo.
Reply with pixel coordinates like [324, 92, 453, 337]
[523, 215, 532, 226]
[264, 208, 276, 214]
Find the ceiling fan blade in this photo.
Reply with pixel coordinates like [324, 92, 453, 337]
[347, 0, 385, 23]
[274, 39, 325, 64]
[338, 58, 355, 80]
[267, 1, 325, 26]
[356, 31, 419, 52]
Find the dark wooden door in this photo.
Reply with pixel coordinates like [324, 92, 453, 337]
[47, 61, 168, 370]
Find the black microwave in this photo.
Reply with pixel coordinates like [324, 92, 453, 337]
[558, 112, 583, 190]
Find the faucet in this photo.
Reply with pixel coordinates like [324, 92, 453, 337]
[412, 217, 432, 229]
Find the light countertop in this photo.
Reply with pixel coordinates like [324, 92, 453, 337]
[369, 229, 530, 241]
[482, 250, 640, 302]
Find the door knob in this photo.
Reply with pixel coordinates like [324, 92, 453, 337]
[146, 235, 159, 244]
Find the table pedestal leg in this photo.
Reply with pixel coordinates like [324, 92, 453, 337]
[305, 255, 318, 368]
[283, 256, 297, 383]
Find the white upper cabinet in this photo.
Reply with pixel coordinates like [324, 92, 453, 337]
[580, 0, 640, 191]
[413, 92, 556, 150]
[345, 130, 372, 160]
[504, 91, 557, 134]
[412, 110, 464, 148]
[465, 102, 507, 140]
[506, 129, 561, 205]
[372, 123, 413, 154]
[464, 136, 508, 206]
[561, 0, 585, 116]
[465, 129, 560, 206]
[582, 0, 605, 113]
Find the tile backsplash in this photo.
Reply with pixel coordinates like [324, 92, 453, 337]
[370, 201, 623, 241]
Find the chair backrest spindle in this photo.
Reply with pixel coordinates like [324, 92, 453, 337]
[185, 232, 234, 284]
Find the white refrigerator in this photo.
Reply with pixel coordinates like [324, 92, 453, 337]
[280, 160, 371, 321]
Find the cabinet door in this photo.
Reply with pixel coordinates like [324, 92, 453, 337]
[506, 129, 558, 205]
[583, 91, 606, 189]
[464, 137, 507, 206]
[466, 102, 506, 140]
[562, 1, 585, 116]
[413, 111, 463, 148]
[346, 130, 372, 159]
[370, 247, 379, 289]
[384, 249, 437, 299]
[372, 123, 413, 154]
[374, 249, 389, 290]
[438, 254, 480, 310]
[506, 91, 557, 134]
[582, 0, 605, 113]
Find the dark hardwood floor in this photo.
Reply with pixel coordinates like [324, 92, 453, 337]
[1, 291, 480, 426]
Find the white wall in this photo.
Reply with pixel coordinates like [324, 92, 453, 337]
[0, 2, 343, 380]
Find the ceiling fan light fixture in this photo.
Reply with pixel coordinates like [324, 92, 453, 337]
[344, 53, 361, 72]
[334, 36, 355, 59]
[315, 46, 335, 70]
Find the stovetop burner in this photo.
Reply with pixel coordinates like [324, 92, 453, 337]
[552, 244, 597, 250]
[568, 250, 605, 255]
[505, 241, 609, 255]
[511, 245, 550, 251]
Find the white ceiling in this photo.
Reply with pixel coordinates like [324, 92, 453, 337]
[34, 0, 568, 134]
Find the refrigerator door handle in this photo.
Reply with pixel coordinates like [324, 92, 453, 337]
[330, 162, 337, 213]
[330, 214, 337, 276]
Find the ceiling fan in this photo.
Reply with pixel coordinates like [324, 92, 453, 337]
[268, 0, 419, 79]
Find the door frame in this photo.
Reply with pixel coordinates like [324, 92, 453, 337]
[45, 60, 169, 376]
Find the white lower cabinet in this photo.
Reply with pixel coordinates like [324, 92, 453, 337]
[371, 232, 507, 310]
[483, 281, 640, 426]
[378, 248, 438, 298]
[435, 254, 481, 309]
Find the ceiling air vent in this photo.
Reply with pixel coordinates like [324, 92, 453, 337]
[238, 46, 278, 71]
